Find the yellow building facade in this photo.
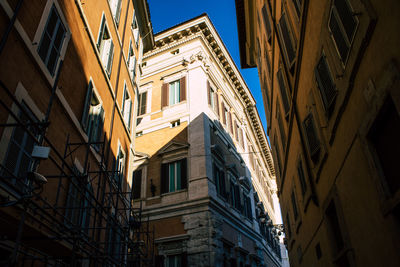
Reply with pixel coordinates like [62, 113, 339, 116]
[236, 0, 400, 266]
[0, 0, 153, 265]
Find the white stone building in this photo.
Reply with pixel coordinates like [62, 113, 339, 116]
[133, 14, 283, 267]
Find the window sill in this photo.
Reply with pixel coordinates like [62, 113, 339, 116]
[161, 188, 188, 197]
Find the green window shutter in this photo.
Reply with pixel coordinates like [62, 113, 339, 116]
[81, 81, 93, 132]
[180, 158, 187, 189]
[169, 162, 175, 192]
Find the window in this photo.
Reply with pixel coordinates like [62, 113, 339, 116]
[325, 201, 347, 260]
[106, 214, 122, 261]
[127, 40, 137, 80]
[38, 4, 66, 76]
[137, 91, 147, 116]
[65, 168, 92, 235]
[229, 180, 241, 211]
[278, 13, 297, 67]
[213, 163, 226, 198]
[171, 120, 180, 128]
[261, 5, 272, 42]
[2, 103, 39, 185]
[161, 77, 186, 108]
[291, 191, 299, 220]
[273, 134, 282, 176]
[315, 55, 337, 113]
[303, 113, 320, 162]
[169, 80, 180, 106]
[234, 121, 240, 142]
[244, 193, 252, 220]
[276, 103, 286, 151]
[291, 0, 302, 18]
[132, 12, 139, 46]
[133, 169, 142, 199]
[108, 0, 122, 27]
[121, 84, 132, 130]
[161, 159, 187, 193]
[97, 15, 114, 77]
[297, 159, 307, 196]
[165, 255, 184, 267]
[207, 81, 219, 114]
[112, 145, 125, 188]
[368, 96, 400, 196]
[329, 0, 358, 64]
[277, 68, 291, 116]
[81, 81, 104, 149]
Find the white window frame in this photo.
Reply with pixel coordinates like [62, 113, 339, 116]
[32, 0, 70, 81]
[121, 82, 132, 131]
[97, 13, 114, 77]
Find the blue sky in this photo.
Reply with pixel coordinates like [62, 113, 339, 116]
[147, 0, 268, 132]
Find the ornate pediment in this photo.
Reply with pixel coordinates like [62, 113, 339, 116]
[157, 141, 189, 156]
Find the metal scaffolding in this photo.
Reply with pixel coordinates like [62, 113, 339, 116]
[0, 78, 154, 266]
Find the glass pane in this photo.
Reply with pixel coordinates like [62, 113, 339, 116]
[17, 153, 31, 179]
[38, 34, 51, 61]
[47, 47, 59, 74]
[329, 11, 349, 62]
[169, 82, 175, 105]
[334, 0, 357, 41]
[13, 126, 25, 144]
[53, 23, 65, 50]
[46, 8, 58, 36]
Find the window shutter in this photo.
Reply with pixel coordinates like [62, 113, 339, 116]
[329, 11, 349, 62]
[335, 0, 357, 42]
[96, 106, 105, 143]
[81, 82, 93, 131]
[277, 68, 290, 115]
[215, 93, 220, 117]
[228, 112, 233, 133]
[222, 102, 226, 125]
[107, 41, 114, 76]
[124, 97, 131, 123]
[279, 13, 296, 65]
[133, 169, 142, 199]
[180, 158, 187, 189]
[101, 39, 112, 68]
[97, 17, 106, 50]
[240, 129, 244, 148]
[161, 83, 168, 108]
[221, 171, 227, 198]
[303, 114, 320, 160]
[234, 121, 238, 141]
[180, 77, 186, 101]
[161, 163, 168, 194]
[127, 99, 132, 129]
[261, 5, 272, 41]
[207, 81, 211, 105]
[315, 56, 336, 111]
[115, 0, 122, 26]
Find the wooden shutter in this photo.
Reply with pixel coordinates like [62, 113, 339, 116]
[180, 158, 187, 189]
[303, 114, 320, 159]
[207, 81, 211, 105]
[81, 82, 93, 131]
[315, 56, 336, 111]
[161, 163, 168, 194]
[228, 112, 233, 133]
[329, 10, 349, 62]
[180, 76, 186, 101]
[234, 120, 238, 140]
[261, 5, 272, 41]
[161, 83, 168, 108]
[133, 169, 142, 199]
[215, 93, 220, 117]
[140, 92, 147, 115]
[279, 13, 296, 64]
[240, 129, 244, 148]
[277, 68, 290, 115]
[222, 102, 226, 124]
[106, 41, 114, 76]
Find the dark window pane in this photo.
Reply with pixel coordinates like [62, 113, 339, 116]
[303, 114, 320, 160]
[315, 56, 336, 111]
[38, 35, 51, 61]
[54, 24, 65, 50]
[261, 6, 272, 40]
[334, 0, 357, 41]
[329, 12, 349, 62]
[297, 160, 307, 195]
[277, 69, 290, 114]
[279, 14, 296, 64]
[47, 47, 59, 74]
[46, 9, 58, 36]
